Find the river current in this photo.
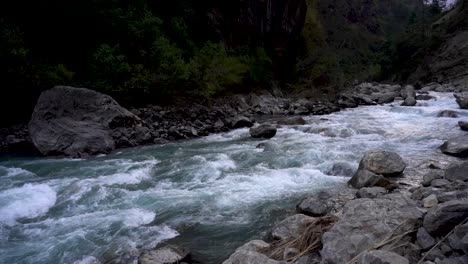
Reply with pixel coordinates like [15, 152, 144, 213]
[0, 92, 467, 264]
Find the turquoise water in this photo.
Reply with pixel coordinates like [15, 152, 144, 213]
[0, 93, 466, 264]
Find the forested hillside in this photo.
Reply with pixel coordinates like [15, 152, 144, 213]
[0, 0, 448, 124]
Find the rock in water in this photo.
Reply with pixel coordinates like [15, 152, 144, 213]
[139, 246, 191, 264]
[440, 135, 468, 157]
[348, 170, 391, 189]
[231, 116, 254, 128]
[357, 151, 406, 177]
[454, 92, 468, 109]
[459, 121, 468, 131]
[357, 250, 409, 264]
[250, 124, 277, 139]
[437, 110, 459, 118]
[277, 116, 306, 125]
[400, 85, 416, 99]
[401, 97, 416, 106]
[29, 86, 151, 158]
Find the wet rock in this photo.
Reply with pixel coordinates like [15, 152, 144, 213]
[271, 214, 315, 241]
[417, 227, 436, 250]
[422, 170, 445, 187]
[348, 170, 391, 189]
[321, 194, 422, 263]
[448, 223, 468, 252]
[440, 136, 468, 157]
[401, 85, 416, 99]
[296, 197, 328, 216]
[423, 200, 468, 236]
[437, 191, 468, 203]
[454, 92, 468, 109]
[423, 194, 439, 208]
[357, 151, 407, 177]
[459, 121, 468, 131]
[437, 110, 459, 118]
[29, 86, 152, 158]
[250, 124, 277, 139]
[256, 142, 280, 152]
[139, 246, 191, 264]
[401, 97, 416, 106]
[277, 116, 306, 126]
[327, 161, 355, 177]
[445, 162, 468, 181]
[373, 92, 397, 104]
[356, 187, 387, 198]
[231, 116, 254, 129]
[431, 179, 451, 188]
[222, 240, 282, 264]
[416, 94, 435, 101]
[357, 250, 409, 264]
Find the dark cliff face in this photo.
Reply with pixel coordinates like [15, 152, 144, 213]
[208, 0, 308, 79]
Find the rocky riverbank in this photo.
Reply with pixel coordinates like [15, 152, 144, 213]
[1, 80, 467, 158]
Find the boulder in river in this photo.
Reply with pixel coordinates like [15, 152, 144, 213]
[440, 135, 468, 157]
[357, 151, 407, 177]
[401, 97, 416, 106]
[250, 124, 277, 139]
[29, 86, 152, 158]
[400, 85, 416, 99]
[454, 92, 468, 109]
[277, 116, 306, 126]
[437, 110, 459, 118]
[459, 121, 468, 131]
[139, 246, 191, 264]
[231, 116, 254, 129]
[348, 170, 391, 189]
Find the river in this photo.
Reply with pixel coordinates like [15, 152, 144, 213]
[0, 92, 466, 264]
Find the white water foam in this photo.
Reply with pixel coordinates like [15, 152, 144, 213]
[0, 184, 57, 225]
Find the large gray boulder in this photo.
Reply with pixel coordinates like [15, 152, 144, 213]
[296, 197, 328, 216]
[348, 170, 391, 189]
[401, 97, 416, 106]
[445, 162, 468, 181]
[271, 214, 315, 241]
[357, 151, 407, 177]
[321, 194, 422, 264]
[454, 92, 468, 109]
[231, 116, 254, 129]
[357, 250, 409, 264]
[448, 224, 468, 253]
[139, 246, 191, 264]
[423, 200, 468, 236]
[249, 124, 277, 139]
[400, 85, 416, 99]
[440, 135, 468, 157]
[222, 240, 284, 264]
[29, 86, 152, 158]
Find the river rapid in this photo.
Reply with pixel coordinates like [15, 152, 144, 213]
[0, 92, 467, 264]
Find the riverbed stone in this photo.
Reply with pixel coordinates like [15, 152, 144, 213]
[438, 110, 459, 118]
[249, 124, 277, 139]
[401, 97, 416, 106]
[29, 86, 152, 158]
[357, 250, 409, 264]
[231, 116, 254, 129]
[448, 223, 468, 252]
[423, 200, 468, 236]
[401, 85, 416, 99]
[357, 151, 406, 177]
[437, 191, 468, 203]
[417, 227, 436, 250]
[321, 193, 422, 264]
[296, 197, 328, 216]
[423, 194, 439, 208]
[422, 170, 445, 187]
[356, 187, 387, 198]
[431, 179, 451, 188]
[348, 170, 391, 189]
[271, 214, 315, 241]
[454, 92, 468, 109]
[277, 116, 306, 126]
[459, 121, 468, 131]
[445, 162, 468, 182]
[222, 250, 284, 264]
[139, 246, 191, 264]
[440, 136, 468, 157]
